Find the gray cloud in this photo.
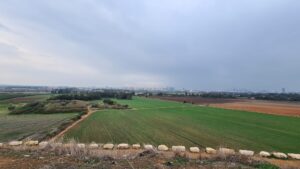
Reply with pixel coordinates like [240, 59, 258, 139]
[0, 0, 300, 91]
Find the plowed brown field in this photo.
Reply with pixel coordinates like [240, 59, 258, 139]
[212, 100, 300, 117]
[154, 96, 300, 117]
[153, 96, 246, 104]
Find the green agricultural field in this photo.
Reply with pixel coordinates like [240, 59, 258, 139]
[0, 113, 78, 142]
[0, 93, 80, 142]
[0, 93, 34, 100]
[64, 97, 300, 153]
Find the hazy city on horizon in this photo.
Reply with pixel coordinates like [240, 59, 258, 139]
[0, 84, 296, 94]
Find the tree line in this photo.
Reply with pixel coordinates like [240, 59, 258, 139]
[50, 90, 134, 100]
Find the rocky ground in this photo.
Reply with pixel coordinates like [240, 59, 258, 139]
[1, 146, 296, 169]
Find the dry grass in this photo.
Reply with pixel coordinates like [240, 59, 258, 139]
[2, 141, 296, 169]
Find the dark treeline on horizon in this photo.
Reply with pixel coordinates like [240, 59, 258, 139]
[51, 88, 133, 100]
[154, 92, 300, 102]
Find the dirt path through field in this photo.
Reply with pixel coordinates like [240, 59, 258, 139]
[49, 106, 97, 141]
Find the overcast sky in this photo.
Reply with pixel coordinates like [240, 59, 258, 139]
[0, 0, 300, 91]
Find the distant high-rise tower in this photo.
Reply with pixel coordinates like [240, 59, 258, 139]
[282, 88, 286, 93]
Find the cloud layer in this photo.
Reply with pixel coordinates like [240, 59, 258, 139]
[0, 0, 300, 91]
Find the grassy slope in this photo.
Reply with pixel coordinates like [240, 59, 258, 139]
[0, 94, 79, 142]
[64, 97, 300, 153]
[0, 113, 77, 142]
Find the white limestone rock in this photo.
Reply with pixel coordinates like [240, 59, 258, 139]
[206, 147, 217, 154]
[9, 141, 22, 146]
[190, 147, 200, 153]
[132, 144, 141, 149]
[239, 150, 254, 156]
[172, 146, 186, 152]
[272, 152, 288, 159]
[25, 140, 39, 146]
[39, 141, 49, 148]
[219, 148, 235, 155]
[77, 143, 86, 148]
[158, 145, 169, 151]
[259, 151, 271, 157]
[144, 144, 154, 150]
[89, 143, 99, 149]
[103, 143, 114, 150]
[117, 143, 129, 149]
[287, 153, 300, 160]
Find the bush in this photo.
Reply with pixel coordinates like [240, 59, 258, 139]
[255, 163, 279, 169]
[103, 99, 115, 105]
[9, 100, 87, 115]
[8, 105, 16, 111]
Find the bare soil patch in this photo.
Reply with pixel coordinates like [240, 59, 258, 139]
[153, 96, 246, 104]
[1, 147, 296, 169]
[155, 96, 300, 117]
[212, 100, 300, 117]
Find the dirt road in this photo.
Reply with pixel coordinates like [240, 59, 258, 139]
[49, 106, 97, 141]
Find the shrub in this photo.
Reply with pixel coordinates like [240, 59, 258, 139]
[255, 163, 279, 169]
[8, 105, 16, 111]
[103, 99, 115, 105]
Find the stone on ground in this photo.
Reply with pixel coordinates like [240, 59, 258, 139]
[9, 141, 22, 146]
[25, 140, 39, 146]
[132, 144, 141, 149]
[272, 152, 287, 159]
[117, 143, 129, 149]
[206, 147, 217, 154]
[287, 153, 300, 160]
[172, 146, 186, 152]
[219, 148, 235, 155]
[239, 150, 254, 156]
[158, 145, 168, 151]
[144, 144, 154, 150]
[103, 143, 114, 149]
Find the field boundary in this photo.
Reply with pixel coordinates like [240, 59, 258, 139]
[49, 106, 97, 141]
[1, 141, 300, 162]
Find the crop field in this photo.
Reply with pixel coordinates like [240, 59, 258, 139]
[0, 113, 78, 142]
[154, 96, 300, 117]
[0, 94, 79, 142]
[64, 97, 300, 153]
[212, 101, 300, 117]
[0, 93, 34, 101]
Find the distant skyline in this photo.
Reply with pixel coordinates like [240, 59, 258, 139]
[1, 0, 300, 91]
